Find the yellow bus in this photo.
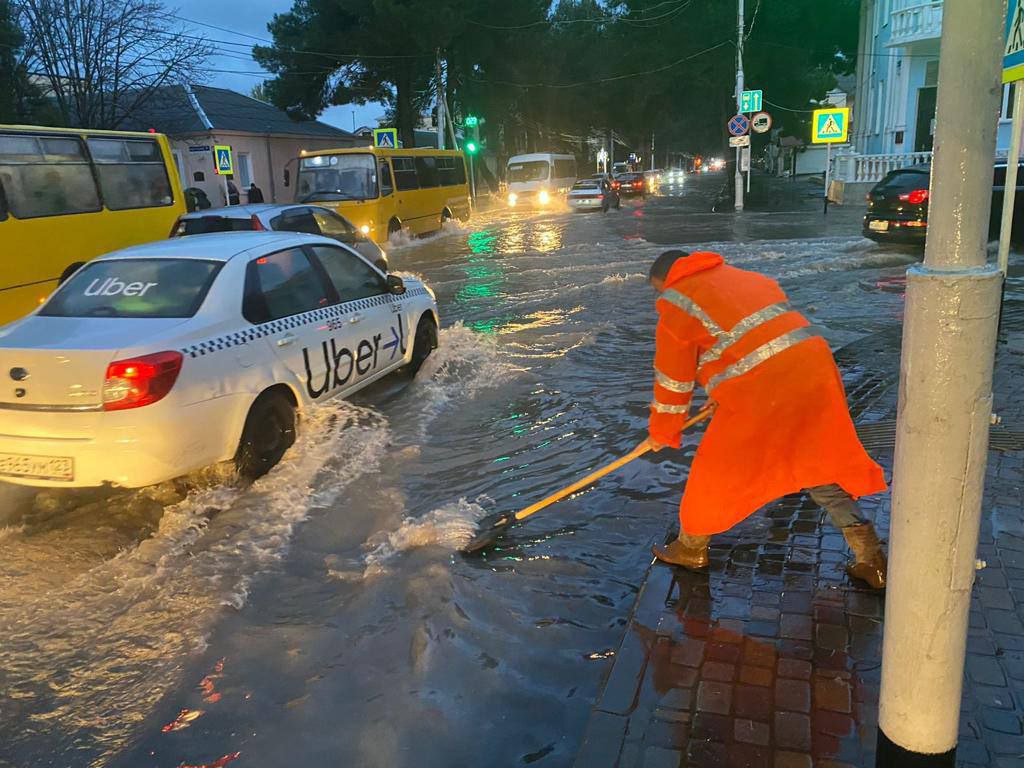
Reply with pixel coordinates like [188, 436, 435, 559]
[292, 147, 471, 243]
[0, 125, 186, 325]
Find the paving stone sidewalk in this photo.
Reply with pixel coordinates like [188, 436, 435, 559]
[574, 314, 1024, 768]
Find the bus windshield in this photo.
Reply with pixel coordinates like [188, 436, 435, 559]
[508, 161, 550, 183]
[297, 154, 378, 202]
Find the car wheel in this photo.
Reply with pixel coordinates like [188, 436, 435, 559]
[388, 218, 402, 238]
[404, 315, 438, 378]
[235, 390, 296, 480]
[58, 262, 85, 285]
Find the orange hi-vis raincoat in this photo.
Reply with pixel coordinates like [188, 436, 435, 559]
[649, 252, 886, 536]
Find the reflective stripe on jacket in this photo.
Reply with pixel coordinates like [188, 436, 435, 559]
[648, 251, 886, 535]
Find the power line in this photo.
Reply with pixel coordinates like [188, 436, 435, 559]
[467, 0, 693, 30]
[469, 39, 731, 89]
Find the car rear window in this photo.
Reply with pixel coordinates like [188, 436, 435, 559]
[40, 258, 222, 318]
[178, 216, 254, 235]
[875, 170, 929, 192]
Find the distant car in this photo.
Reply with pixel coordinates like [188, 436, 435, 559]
[0, 232, 439, 489]
[568, 179, 619, 212]
[617, 172, 647, 198]
[172, 204, 388, 272]
[863, 163, 1024, 244]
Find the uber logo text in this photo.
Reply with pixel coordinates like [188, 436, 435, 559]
[302, 323, 406, 399]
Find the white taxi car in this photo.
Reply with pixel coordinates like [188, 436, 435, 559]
[0, 232, 439, 488]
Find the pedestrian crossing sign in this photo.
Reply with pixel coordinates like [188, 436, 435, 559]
[213, 145, 233, 175]
[812, 108, 849, 144]
[1004, 0, 1024, 83]
[373, 128, 398, 149]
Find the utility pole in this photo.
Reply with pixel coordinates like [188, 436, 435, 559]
[876, 2, 1007, 766]
[436, 50, 445, 150]
[650, 131, 655, 171]
[734, 0, 744, 211]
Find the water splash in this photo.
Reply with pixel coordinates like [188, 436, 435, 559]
[362, 498, 491, 575]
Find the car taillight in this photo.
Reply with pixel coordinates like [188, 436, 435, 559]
[899, 189, 929, 205]
[612, 182, 620, 189]
[103, 351, 183, 411]
[634, 181, 642, 188]
[169, 217, 184, 237]
[250, 214, 266, 231]
[597, 194, 604, 200]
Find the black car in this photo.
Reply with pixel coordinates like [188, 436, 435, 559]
[614, 172, 647, 197]
[863, 162, 1024, 244]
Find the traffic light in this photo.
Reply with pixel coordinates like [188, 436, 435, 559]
[465, 141, 478, 154]
[465, 115, 479, 128]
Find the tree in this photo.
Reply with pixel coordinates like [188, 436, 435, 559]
[17, 0, 212, 129]
[0, 0, 37, 122]
[250, 82, 270, 103]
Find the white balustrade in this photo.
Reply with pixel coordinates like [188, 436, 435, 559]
[887, 0, 943, 47]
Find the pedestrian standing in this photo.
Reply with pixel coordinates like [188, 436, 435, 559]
[248, 183, 265, 203]
[644, 250, 889, 589]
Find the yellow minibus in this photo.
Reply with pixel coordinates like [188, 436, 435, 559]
[0, 125, 185, 325]
[292, 146, 471, 243]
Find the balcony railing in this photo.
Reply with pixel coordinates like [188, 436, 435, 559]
[887, 0, 943, 47]
[834, 151, 933, 184]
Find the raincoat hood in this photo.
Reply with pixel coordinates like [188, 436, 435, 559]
[664, 252, 725, 285]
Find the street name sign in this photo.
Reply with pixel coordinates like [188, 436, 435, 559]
[213, 145, 233, 175]
[189, 145, 211, 153]
[751, 112, 772, 134]
[728, 114, 750, 137]
[740, 89, 763, 113]
[1006, 0, 1024, 83]
[729, 135, 751, 148]
[812, 107, 849, 144]
[373, 128, 398, 149]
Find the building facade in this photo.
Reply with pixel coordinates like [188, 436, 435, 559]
[839, 0, 1014, 185]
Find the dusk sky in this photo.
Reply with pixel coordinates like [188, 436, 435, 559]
[178, 1, 386, 132]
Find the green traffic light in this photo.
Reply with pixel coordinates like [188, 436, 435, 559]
[466, 141, 477, 154]
[465, 115, 479, 128]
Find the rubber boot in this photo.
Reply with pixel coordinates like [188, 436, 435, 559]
[842, 522, 887, 589]
[652, 531, 710, 570]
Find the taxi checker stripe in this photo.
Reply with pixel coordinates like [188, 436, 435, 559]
[655, 370, 694, 393]
[659, 289, 722, 336]
[698, 302, 791, 367]
[706, 327, 816, 392]
[181, 287, 429, 358]
[651, 401, 690, 414]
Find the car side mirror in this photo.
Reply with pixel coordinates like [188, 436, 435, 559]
[283, 169, 290, 188]
[386, 274, 406, 294]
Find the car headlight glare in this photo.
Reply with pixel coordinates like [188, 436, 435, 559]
[538, 190, 550, 204]
[508, 193, 518, 206]
[360, 224, 371, 234]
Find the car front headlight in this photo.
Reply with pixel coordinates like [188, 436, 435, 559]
[360, 224, 371, 235]
[508, 192, 518, 206]
[538, 190, 550, 205]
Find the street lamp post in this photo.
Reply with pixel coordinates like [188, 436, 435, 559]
[734, 0, 745, 211]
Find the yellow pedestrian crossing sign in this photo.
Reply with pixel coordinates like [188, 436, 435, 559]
[812, 107, 849, 144]
[373, 128, 398, 149]
[213, 145, 233, 175]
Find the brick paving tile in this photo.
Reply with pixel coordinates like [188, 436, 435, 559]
[641, 746, 683, 768]
[690, 711, 732, 742]
[726, 742, 772, 767]
[774, 711, 812, 751]
[776, 659, 812, 681]
[742, 639, 777, 669]
[734, 684, 773, 721]
[658, 687, 692, 712]
[706, 641, 742, 664]
[702, 661, 737, 682]
[695, 681, 733, 716]
[774, 678, 811, 713]
[772, 750, 813, 768]
[814, 624, 849, 651]
[738, 665, 774, 688]
[733, 718, 771, 746]
[670, 638, 704, 668]
[814, 676, 853, 714]
[980, 706, 1023, 734]
[813, 710, 855, 737]
[686, 739, 728, 766]
[968, 655, 1008, 687]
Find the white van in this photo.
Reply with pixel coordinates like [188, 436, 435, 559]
[506, 153, 578, 207]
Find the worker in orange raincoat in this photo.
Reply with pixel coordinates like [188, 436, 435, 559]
[644, 250, 888, 589]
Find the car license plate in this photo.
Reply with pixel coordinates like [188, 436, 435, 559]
[0, 453, 74, 481]
[868, 220, 890, 232]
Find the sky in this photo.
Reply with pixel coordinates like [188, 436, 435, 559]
[177, 0, 386, 132]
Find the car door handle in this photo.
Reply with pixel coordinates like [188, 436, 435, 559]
[276, 333, 297, 347]
[349, 313, 364, 324]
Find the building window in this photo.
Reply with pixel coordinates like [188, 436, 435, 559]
[1002, 83, 1017, 120]
[894, 130, 905, 145]
[875, 80, 885, 135]
[924, 60, 940, 87]
[237, 152, 253, 188]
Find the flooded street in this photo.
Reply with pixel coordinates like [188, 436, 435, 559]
[0, 173, 964, 767]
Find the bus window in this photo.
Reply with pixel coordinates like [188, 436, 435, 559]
[415, 157, 438, 188]
[437, 157, 457, 186]
[392, 157, 419, 191]
[297, 153, 378, 202]
[379, 161, 394, 196]
[0, 135, 101, 219]
[87, 137, 173, 210]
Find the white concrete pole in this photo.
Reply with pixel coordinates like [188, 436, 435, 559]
[734, 0, 744, 211]
[877, 1, 1007, 766]
[998, 85, 1023, 274]
[436, 50, 445, 151]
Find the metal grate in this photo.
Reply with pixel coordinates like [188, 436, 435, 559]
[856, 420, 1024, 453]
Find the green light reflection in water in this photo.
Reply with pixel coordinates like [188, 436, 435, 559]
[456, 227, 512, 335]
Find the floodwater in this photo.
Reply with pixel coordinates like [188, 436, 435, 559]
[0, 172, 992, 767]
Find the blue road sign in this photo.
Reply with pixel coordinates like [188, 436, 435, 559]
[728, 114, 750, 137]
[1006, 0, 1024, 83]
[812, 108, 849, 144]
[740, 89, 763, 113]
[373, 128, 398, 149]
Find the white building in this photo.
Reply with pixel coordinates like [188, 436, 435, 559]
[836, 0, 1015, 191]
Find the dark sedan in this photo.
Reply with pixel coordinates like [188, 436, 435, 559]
[614, 172, 647, 198]
[863, 162, 1024, 244]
